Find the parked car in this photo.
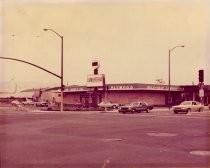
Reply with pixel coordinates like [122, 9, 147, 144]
[172, 101, 204, 114]
[98, 101, 119, 109]
[46, 103, 59, 111]
[35, 101, 49, 107]
[22, 99, 35, 105]
[11, 100, 22, 106]
[10, 100, 26, 110]
[118, 101, 153, 113]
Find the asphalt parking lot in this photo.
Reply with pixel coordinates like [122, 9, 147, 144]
[0, 108, 210, 168]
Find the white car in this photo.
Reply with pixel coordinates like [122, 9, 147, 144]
[22, 99, 35, 105]
[35, 101, 49, 107]
[98, 101, 119, 109]
[172, 101, 204, 114]
[11, 100, 22, 106]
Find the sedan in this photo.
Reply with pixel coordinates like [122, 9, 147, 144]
[22, 99, 35, 106]
[172, 101, 203, 114]
[35, 101, 49, 107]
[98, 101, 119, 109]
[118, 101, 152, 113]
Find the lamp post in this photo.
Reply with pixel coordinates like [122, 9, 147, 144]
[168, 45, 184, 110]
[44, 28, 64, 112]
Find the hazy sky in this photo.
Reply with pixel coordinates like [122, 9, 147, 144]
[0, 0, 210, 91]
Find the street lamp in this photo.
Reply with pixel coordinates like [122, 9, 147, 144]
[168, 45, 185, 109]
[43, 28, 64, 112]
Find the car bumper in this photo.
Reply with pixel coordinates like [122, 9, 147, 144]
[173, 108, 188, 112]
[118, 109, 133, 112]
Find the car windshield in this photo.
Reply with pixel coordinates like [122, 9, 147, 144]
[131, 102, 139, 106]
[180, 101, 191, 105]
[101, 102, 111, 104]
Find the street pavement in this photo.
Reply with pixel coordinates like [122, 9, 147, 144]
[0, 108, 210, 168]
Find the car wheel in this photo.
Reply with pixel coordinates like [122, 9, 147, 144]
[146, 109, 149, 113]
[174, 111, 178, 114]
[198, 108, 203, 112]
[186, 108, 191, 114]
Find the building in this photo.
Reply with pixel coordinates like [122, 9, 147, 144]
[40, 83, 210, 107]
[0, 88, 43, 103]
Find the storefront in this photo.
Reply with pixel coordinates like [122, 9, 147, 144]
[180, 85, 210, 105]
[2, 83, 209, 107]
[40, 83, 210, 107]
[41, 83, 192, 107]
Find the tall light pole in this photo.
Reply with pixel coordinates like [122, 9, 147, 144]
[168, 45, 184, 109]
[44, 28, 64, 112]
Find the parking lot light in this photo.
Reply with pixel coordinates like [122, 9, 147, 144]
[168, 45, 185, 110]
[43, 28, 64, 112]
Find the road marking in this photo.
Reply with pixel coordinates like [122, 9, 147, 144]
[190, 151, 210, 156]
[101, 138, 125, 142]
[147, 132, 177, 137]
[102, 158, 111, 168]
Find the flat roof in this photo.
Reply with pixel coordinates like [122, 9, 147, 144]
[61, 83, 185, 93]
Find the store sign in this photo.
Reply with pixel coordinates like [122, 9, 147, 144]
[87, 74, 105, 87]
[110, 85, 134, 90]
[68, 87, 86, 92]
[147, 85, 166, 90]
[109, 84, 183, 91]
[147, 85, 183, 91]
[199, 89, 204, 97]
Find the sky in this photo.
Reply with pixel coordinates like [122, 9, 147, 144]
[0, 0, 210, 92]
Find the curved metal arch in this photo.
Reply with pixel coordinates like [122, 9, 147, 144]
[0, 56, 61, 79]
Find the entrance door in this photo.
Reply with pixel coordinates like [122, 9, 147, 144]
[80, 91, 102, 108]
